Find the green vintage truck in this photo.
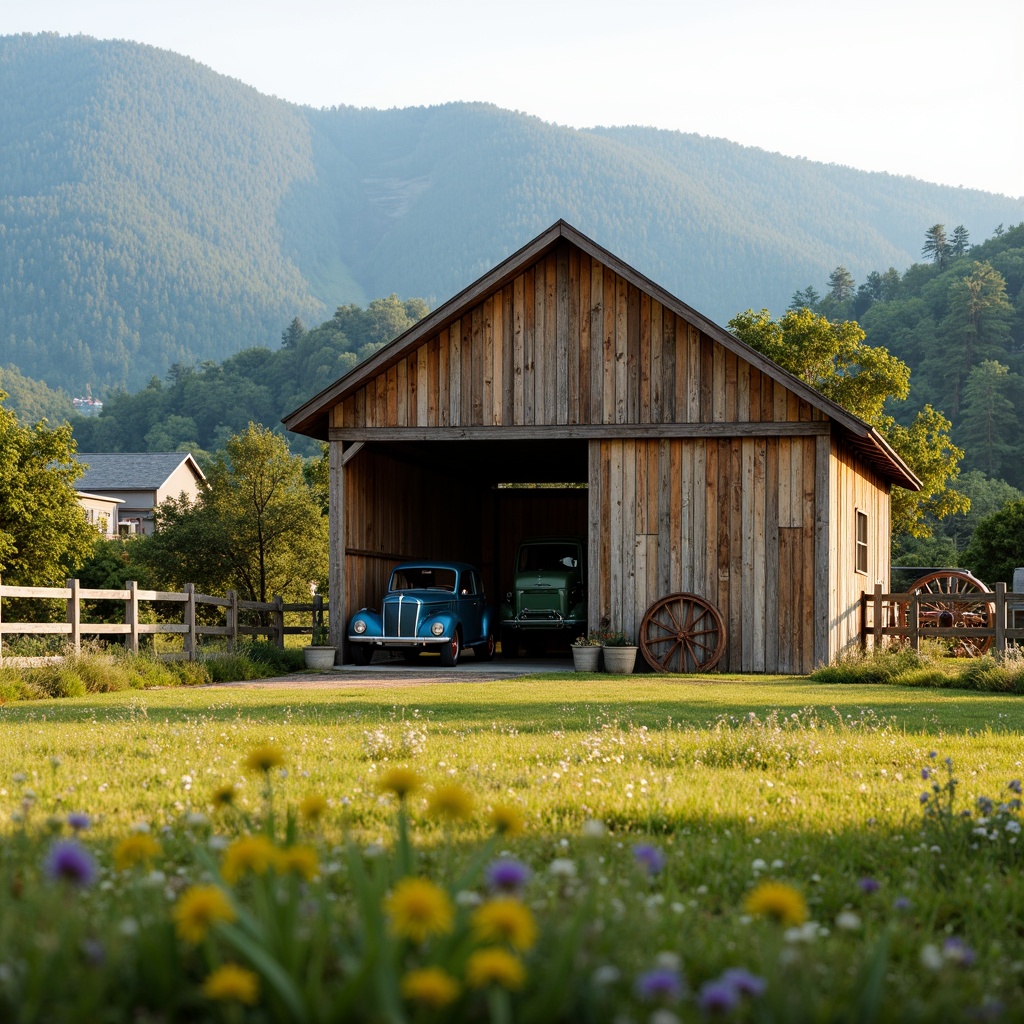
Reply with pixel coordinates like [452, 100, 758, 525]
[499, 537, 586, 657]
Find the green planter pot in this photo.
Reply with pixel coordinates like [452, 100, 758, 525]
[571, 645, 602, 672]
[602, 646, 638, 674]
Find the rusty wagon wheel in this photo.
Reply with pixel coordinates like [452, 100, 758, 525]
[640, 593, 726, 673]
[906, 570, 995, 656]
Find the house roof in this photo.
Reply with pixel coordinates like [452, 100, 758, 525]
[73, 452, 206, 492]
[283, 220, 920, 491]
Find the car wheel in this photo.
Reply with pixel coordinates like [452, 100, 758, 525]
[476, 632, 496, 661]
[501, 628, 519, 659]
[350, 644, 373, 666]
[440, 632, 461, 667]
[402, 649, 421, 664]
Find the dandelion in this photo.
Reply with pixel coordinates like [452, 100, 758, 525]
[299, 793, 328, 821]
[743, 881, 808, 926]
[400, 967, 460, 1009]
[275, 844, 318, 881]
[385, 877, 454, 943]
[488, 803, 525, 836]
[633, 842, 666, 876]
[211, 785, 237, 809]
[635, 967, 685, 1003]
[378, 766, 423, 800]
[66, 812, 91, 833]
[244, 744, 285, 774]
[201, 963, 260, 1005]
[221, 835, 278, 884]
[471, 898, 538, 952]
[173, 885, 236, 944]
[697, 979, 740, 1015]
[113, 833, 161, 872]
[427, 782, 474, 820]
[43, 840, 97, 888]
[485, 858, 531, 894]
[465, 948, 526, 990]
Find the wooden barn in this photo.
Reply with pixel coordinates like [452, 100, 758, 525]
[283, 221, 920, 674]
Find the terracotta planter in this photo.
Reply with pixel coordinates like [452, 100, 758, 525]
[601, 646, 638, 674]
[303, 646, 337, 669]
[571, 645, 602, 672]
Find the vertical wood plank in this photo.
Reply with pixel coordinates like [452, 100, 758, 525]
[622, 440, 637, 639]
[661, 310, 676, 422]
[513, 275, 525, 424]
[578, 254, 591, 425]
[610, 439, 624, 631]
[396, 359, 408, 426]
[491, 293, 503, 424]
[639, 290, 651, 425]
[543, 252, 556, 425]
[482, 297, 494, 426]
[660, 439, 674, 594]
[556, 246, 569, 425]
[765, 439, 779, 671]
[741, 438, 754, 672]
[649, 300, 662, 424]
[752, 437, 767, 671]
[448, 322, 462, 426]
[588, 441, 602, 632]
[591, 258, 604, 424]
[567, 246, 580, 424]
[615, 277, 628, 424]
[416, 346, 428, 427]
[627, 283, 641, 425]
[814, 433, 830, 668]
[462, 312, 474, 426]
[603, 268, 615, 424]
[524, 269, 536, 424]
[692, 440, 706, 597]
[686, 322, 700, 422]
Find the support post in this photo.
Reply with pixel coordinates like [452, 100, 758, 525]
[126, 580, 139, 655]
[227, 590, 237, 653]
[184, 583, 196, 661]
[872, 583, 883, 651]
[67, 578, 81, 655]
[0, 575, 4, 662]
[329, 440, 346, 661]
[908, 591, 919, 652]
[273, 595, 285, 648]
[995, 582, 1006, 655]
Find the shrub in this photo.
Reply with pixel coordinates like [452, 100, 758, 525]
[32, 666, 87, 698]
[810, 644, 928, 685]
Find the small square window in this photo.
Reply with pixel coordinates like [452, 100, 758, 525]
[855, 510, 869, 575]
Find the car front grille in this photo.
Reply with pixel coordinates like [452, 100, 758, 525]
[384, 596, 420, 637]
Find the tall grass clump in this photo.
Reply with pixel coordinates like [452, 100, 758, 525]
[809, 643, 929, 685]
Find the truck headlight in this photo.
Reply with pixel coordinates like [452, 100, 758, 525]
[353, 620, 366, 634]
[431, 621, 445, 636]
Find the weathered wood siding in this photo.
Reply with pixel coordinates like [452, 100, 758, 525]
[587, 436, 819, 674]
[828, 438, 891, 658]
[331, 243, 825, 432]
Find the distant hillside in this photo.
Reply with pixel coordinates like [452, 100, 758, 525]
[2, 32, 1023, 395]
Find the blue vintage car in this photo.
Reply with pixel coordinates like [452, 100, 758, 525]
[347, 562, 496, 667]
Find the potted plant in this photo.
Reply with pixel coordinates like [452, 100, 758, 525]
[304, 621, 337, 669]
[599, 630, 638, 675]
[570, 633, 602, 672]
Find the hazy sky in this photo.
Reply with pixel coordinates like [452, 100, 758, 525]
[6, 0, 1023, 198]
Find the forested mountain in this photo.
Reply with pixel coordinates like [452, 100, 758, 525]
[2, 32, 1023, 398]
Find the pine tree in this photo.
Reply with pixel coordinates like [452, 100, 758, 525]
[922, 224, 949, 267]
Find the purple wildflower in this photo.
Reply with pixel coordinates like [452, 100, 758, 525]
[976, 796, 994, 816]
[485, 857, 531, 894]
[697, 980, 740, 1015]
[1008, 779, 1022, 796]
[633, 843, 666, 876]
[920, 792, 930, 804]
[43, 839, 97, 887]
[921, 767, 932, 780]
[719, 968, 767, 998]
[893, 896, 912, 912]
[858, 877, 880, 894]
[635, 967, 685, 1003]
[66, 812, 91, 833]
[80, 938, 105, 966]
[943, 937, 976, 967]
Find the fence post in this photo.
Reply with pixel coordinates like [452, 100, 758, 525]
[273, 595, 285, 649]
[873, 584, 883, 651]
[67, 578, 81, 655]
[227, 590, 238, 653]
[859, 592, 867, 650]
[995, 582, 1006, 655]
[908, 591, 919, 652]
[313, 593, 324, 644]
[126, 580, 139, 655]
[184, 583, 196, 661]
[0, 575, 4, 661]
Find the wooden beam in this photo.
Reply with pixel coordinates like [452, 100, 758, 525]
[340, 441, 365, 466]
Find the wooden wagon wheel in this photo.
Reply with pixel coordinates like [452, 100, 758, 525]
[640, 593, 726, 673]
[906, 570, 994, 656]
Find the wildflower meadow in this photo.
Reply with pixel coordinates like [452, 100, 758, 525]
[1, 676, 1023, 1022]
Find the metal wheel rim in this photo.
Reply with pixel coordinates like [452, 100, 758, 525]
[906, 570, 994, 656]
[640, 592, 726, 673]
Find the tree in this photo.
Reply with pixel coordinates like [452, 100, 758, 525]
[957, 361, 1019, 480]
[932, 470, 1023, 553]
[788, 286, 821, 312]
[922, 224, 949, 267]
[729, 309, 966, 538]
[139, 424, 328, 603]
[827, 266, 855, 302]
[0, 391, 95, 586]
[281, 317, 305, 349]
[961, 499, 1024, 585]
[949, 225, 970, 258]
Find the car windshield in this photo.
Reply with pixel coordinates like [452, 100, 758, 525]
[517, 543, 578, 572]
[389, 567, 457, 592]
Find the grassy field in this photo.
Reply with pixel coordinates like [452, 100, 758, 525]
[1, 674, 1022, 1021]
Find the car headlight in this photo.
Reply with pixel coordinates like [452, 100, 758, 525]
[431, 621, 445, 636]
[353, 620, 366, 634]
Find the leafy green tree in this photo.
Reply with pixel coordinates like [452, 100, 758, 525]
[957, 361, 1019, 480]
[0, 391, 96, 586]
[139, 424, 328, 603]
[961, 499, 1024, 585]
[922, 224, 949, 267]
[282, 317, 305, 349]
[949, 225, 970, 258]
[932, 470, 1023, 553]
[789, 286, 821, 312]
[827, 266, 855, 302]
[729, 308, 966, 538]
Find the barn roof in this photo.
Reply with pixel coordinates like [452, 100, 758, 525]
[283, 221, 920, 490]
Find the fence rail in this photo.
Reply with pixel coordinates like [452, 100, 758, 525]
[860, 583, 1024, 655]
[0, 579, 329, 663]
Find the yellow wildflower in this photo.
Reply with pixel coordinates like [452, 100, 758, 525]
[201, 963, 260, 1005]
[465, 948, 526, 990]
[173, 885, 236, 944]
[113, 833, 161, 872]
[299, 792, 328, 821]
[221, 834, 278, 884]
[471, 898, 538, 952]
[276, 845, 319, 881]
[400, 966, 460, 1009]
[488, 804, 525, 837]
[379, 766, 423, 799]
[744, 880, 809, 926]
[211, 784, 237, 809]
[384, 877, 455, 943]
[427, 783, 474, 821]
[244, 744, 285, 774]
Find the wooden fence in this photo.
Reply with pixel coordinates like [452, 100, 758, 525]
[861, 583, 1024, 655]
[0, 579, 329, 663]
